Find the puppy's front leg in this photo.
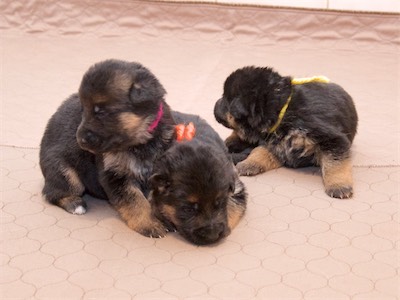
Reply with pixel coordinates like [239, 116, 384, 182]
[320, 154, 353, 199]
[225, 131, 257, 165]
[225, 131, 256, 153]
[236, 145, 282, 176]
[101, 175, 167, 238]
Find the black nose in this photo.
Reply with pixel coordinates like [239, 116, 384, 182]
[80, 130, 100, 147]
[194, 223, 226, 243]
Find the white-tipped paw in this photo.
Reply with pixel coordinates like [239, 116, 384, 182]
[73, 205, 87, 215]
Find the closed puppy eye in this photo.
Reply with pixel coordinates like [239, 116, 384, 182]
[228, 182, 235, 194]
[182, 203, 199, 215]
[215, 199, 223, 208]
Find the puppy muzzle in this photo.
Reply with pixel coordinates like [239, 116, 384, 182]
[76, 129, 101, 152]
[190, 222, 227, 245]
[214, 98, 230, 128]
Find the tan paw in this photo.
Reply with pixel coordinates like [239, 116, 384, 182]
[132, 217, 168, 238]
[236, 161, 266, 176]
[326, 185, 353, 199]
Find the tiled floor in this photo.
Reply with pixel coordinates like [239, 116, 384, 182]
[1, 147, 399, 299]
[1, 1, 399, 299]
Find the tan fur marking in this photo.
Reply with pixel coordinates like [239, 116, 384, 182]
[226, 112, 238, 129]
[187, 195, 199, 203]
[119, 112, 143, 131]
[103, 152, 131, 173]
[290, 134, 314, 151]
[58, 196, 81, 208]
[302, 137, 316, 155]
[92, 94, 109, 104]
[245, 146, 282, 171]
[160, 204, 179, 227]
[227, 197, 245, 229]
[115, 187, 165, 235]
[321, 156, 353, 188]
[62, 167, 85, 194]
[113, 71, 133, 92]
[118, 113, 152, 145]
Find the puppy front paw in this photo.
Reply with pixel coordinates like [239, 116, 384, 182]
[326, 185, 353, 199]
[236, 161, 266, 176]
[321, 155, 354, 199]
[134, 217, 168, 238]
[161, 219, 177, 233]
[117, 199, 168, 238]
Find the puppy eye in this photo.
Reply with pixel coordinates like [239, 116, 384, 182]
[215, 200, 222, 208]
[183, 203, 198, 215]
[93, 105, 106, 116]
[215, 198, 226, 209]
[229, 182, 235, 193]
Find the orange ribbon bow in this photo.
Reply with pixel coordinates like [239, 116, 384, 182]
[175, 122, 196, 142]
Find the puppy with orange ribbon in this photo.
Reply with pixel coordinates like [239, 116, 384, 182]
[150, 112, 247, 245]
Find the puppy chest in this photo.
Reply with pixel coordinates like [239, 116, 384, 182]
[102, 152, 153, 183]
[270, 129, 317, 168]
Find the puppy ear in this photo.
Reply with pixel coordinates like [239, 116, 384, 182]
[130, 69, 166, 103]
[247, 107, 263, 127]
[149, 173, 171, 195]
[230, 97, 248, 119]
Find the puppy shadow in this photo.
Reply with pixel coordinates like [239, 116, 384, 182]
[80, 194, 120, 220]
[294, 166, 321, 175]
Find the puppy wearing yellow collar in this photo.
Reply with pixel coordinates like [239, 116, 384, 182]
[214, 67, 358, 199]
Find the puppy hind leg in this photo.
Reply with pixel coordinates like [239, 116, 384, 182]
[42, 166, 87, 214]
[320, 154, 354, 199]
[236, 146, 282, 176]
[58, 196, 87, 215]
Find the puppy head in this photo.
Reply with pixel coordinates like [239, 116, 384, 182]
[150, 142, 236, 245]
[76, 59, 167, 153]
[214, 66, 291, 143]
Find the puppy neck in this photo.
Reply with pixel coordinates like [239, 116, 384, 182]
[268, 76, 330, 134]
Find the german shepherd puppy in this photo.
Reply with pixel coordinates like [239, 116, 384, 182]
[214, 66, 358, 199]
[40, 59, 175, 237]
[150, 112, 247, 245]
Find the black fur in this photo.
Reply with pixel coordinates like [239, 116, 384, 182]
[40, 59, 175, 237]
[150, 112, 247, 245]
[214, 66, 358, 199]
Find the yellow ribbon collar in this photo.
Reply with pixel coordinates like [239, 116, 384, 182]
[268, 76, 330, 134]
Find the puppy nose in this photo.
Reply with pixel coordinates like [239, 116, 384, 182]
[195, 223, 225, 242]
[214, 99, 229, 126]
[81, 130, 99, 147]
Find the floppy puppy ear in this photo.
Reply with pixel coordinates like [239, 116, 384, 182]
[130, 69, 166, 103]
[149, 173, 171, 195]
[230, 97, 248, 119]
[247, 107, 263, 127]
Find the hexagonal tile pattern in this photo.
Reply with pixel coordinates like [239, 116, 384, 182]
[1, 0, 399, 299]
